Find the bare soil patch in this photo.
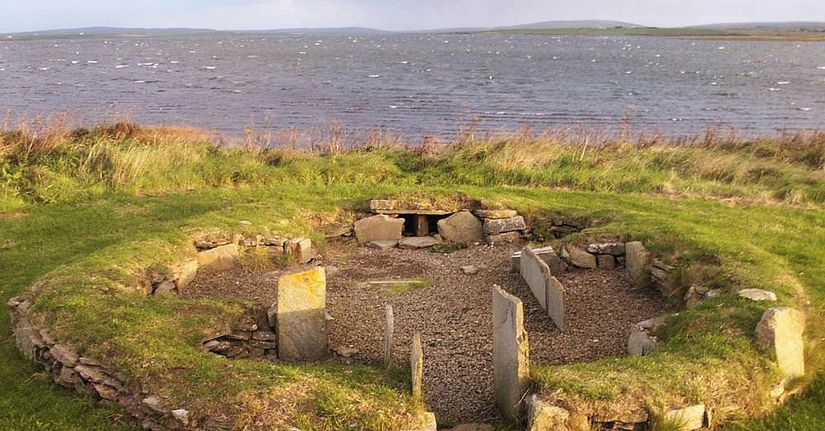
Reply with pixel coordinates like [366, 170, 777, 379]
[183, 241, 674, 424]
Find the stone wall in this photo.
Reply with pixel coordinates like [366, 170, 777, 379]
[201, 306, 277, 360]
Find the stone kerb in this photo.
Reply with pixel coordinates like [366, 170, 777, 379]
[492, 285, 530, 420]
[520, 247, 565, 330]
[276, 267, 328, 362]
[755, 307, 805, 380]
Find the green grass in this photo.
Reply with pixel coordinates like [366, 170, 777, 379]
[1, 123, 824, 429]
[378, 278, 433, 296]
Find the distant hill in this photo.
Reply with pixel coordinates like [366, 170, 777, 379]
[11, 26, 217, 36]
[501, 20, 643, 30]
[690, 21, 825, 31]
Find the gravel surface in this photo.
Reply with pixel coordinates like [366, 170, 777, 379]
[183, 241, 674, 424]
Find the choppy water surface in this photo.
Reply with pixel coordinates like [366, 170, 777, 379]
[1, 32, 824, 142]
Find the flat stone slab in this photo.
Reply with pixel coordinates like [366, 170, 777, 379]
[520, 247, 565, 330]
[474, 209, 517, 219]
[276, 267, 328, 361]
[355, 214, 404, 244]
[370, 199, 456, 215]
[367, 240, 399, 249]
[399, 236, 441, 249]
[738, 288, 777, 302]
[492, 285, 529, 420]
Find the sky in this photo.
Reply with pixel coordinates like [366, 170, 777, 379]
[1, 0, 824, 33]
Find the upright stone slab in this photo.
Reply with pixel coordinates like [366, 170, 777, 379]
[354, 214, 404, 244]
[411, 333, 424, 403]
[755, 307, 805, 379]
[276, 267, 328, 361]
[520, 247, 565, 330]
[492, 286, 529, 420]
[384, 305, 394, 368]
[413, 215, 430, 237]
[625, 241, 651, 288]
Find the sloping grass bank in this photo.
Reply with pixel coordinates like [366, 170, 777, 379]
[1, 124, 824, 430]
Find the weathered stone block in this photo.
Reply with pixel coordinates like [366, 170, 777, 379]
[664, 404, 707, 431]
[597, 254, 616, 269]
[411, 333, 424, 403]
[520, 247, 565, 330]
[625, 241, 651, 288]
[564, 246, 597, 269]
[197, 244, 239, 270]
[755, 307, 805, 379]
[474, 209, 518, 219]
[286, 237, 313, 263]
[628, 316, 666, 356]
[483, 216, 526, 235]
[367, 240, 399, 249]
[355, 215, 404, 244]
[527, 395, 575, 431]
[276, 267, 328, 361]
[438, 211, 483, 243]
[492, 286, 529, 420]
[485, 232, 522, 246]
[172, 259, 198, 291]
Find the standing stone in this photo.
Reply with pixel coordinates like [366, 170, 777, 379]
[276, 267, 328, 361]
[755, 307, 805, 379]
[414, 215, 430, 237]
[492, 286, 529, 420]
[483, 216, 526, 235]
[625, 241, 651, 288]
[411, 333, 424, 404]
[520, 247, 565, 330]
[197, 243, 239, 270]
[437, 211, 483, 243]
[564, 246, 597, 269]
[354, 215, 404, 244]
[384, 305, 394, 369]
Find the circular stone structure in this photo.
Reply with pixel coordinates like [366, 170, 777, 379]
[183, 240, 674, 425]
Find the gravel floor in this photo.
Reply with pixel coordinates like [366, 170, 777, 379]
[183, 242, 674, 424]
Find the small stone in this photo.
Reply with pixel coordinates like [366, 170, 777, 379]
[172, 409, 190, 425]
[286, 237, 313, 263]
[482, 216, 526, 235]
[355, 214, 404, 244]
[565, 245, 597, 269]
[738, 289, 777, 302]
[172, 260, 199, 291]
[332, 345, 359, 358]
[474, 209, 518, 219]
[399, 236, 441, 249]
[153, 280, 176, 296]
[461, 265, 479, 275]
[55, 366, 79, 387]
[705, 288, 724, 298]
[438, 211, 483, 243]
[367, 240, 399, 249]
[142, 396, 164, 413]
[527, 395, 570, 431]
[252, 330, 276, 341]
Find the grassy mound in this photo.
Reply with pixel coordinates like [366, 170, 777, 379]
[1, 124, 823, 430]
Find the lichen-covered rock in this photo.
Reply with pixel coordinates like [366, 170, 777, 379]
[437, 211, 483, 243]
[276, 267, 328, 361]
[738, 289, 777, 302]
[355, 215, 404, 244]
[474, 209, 517, 219]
